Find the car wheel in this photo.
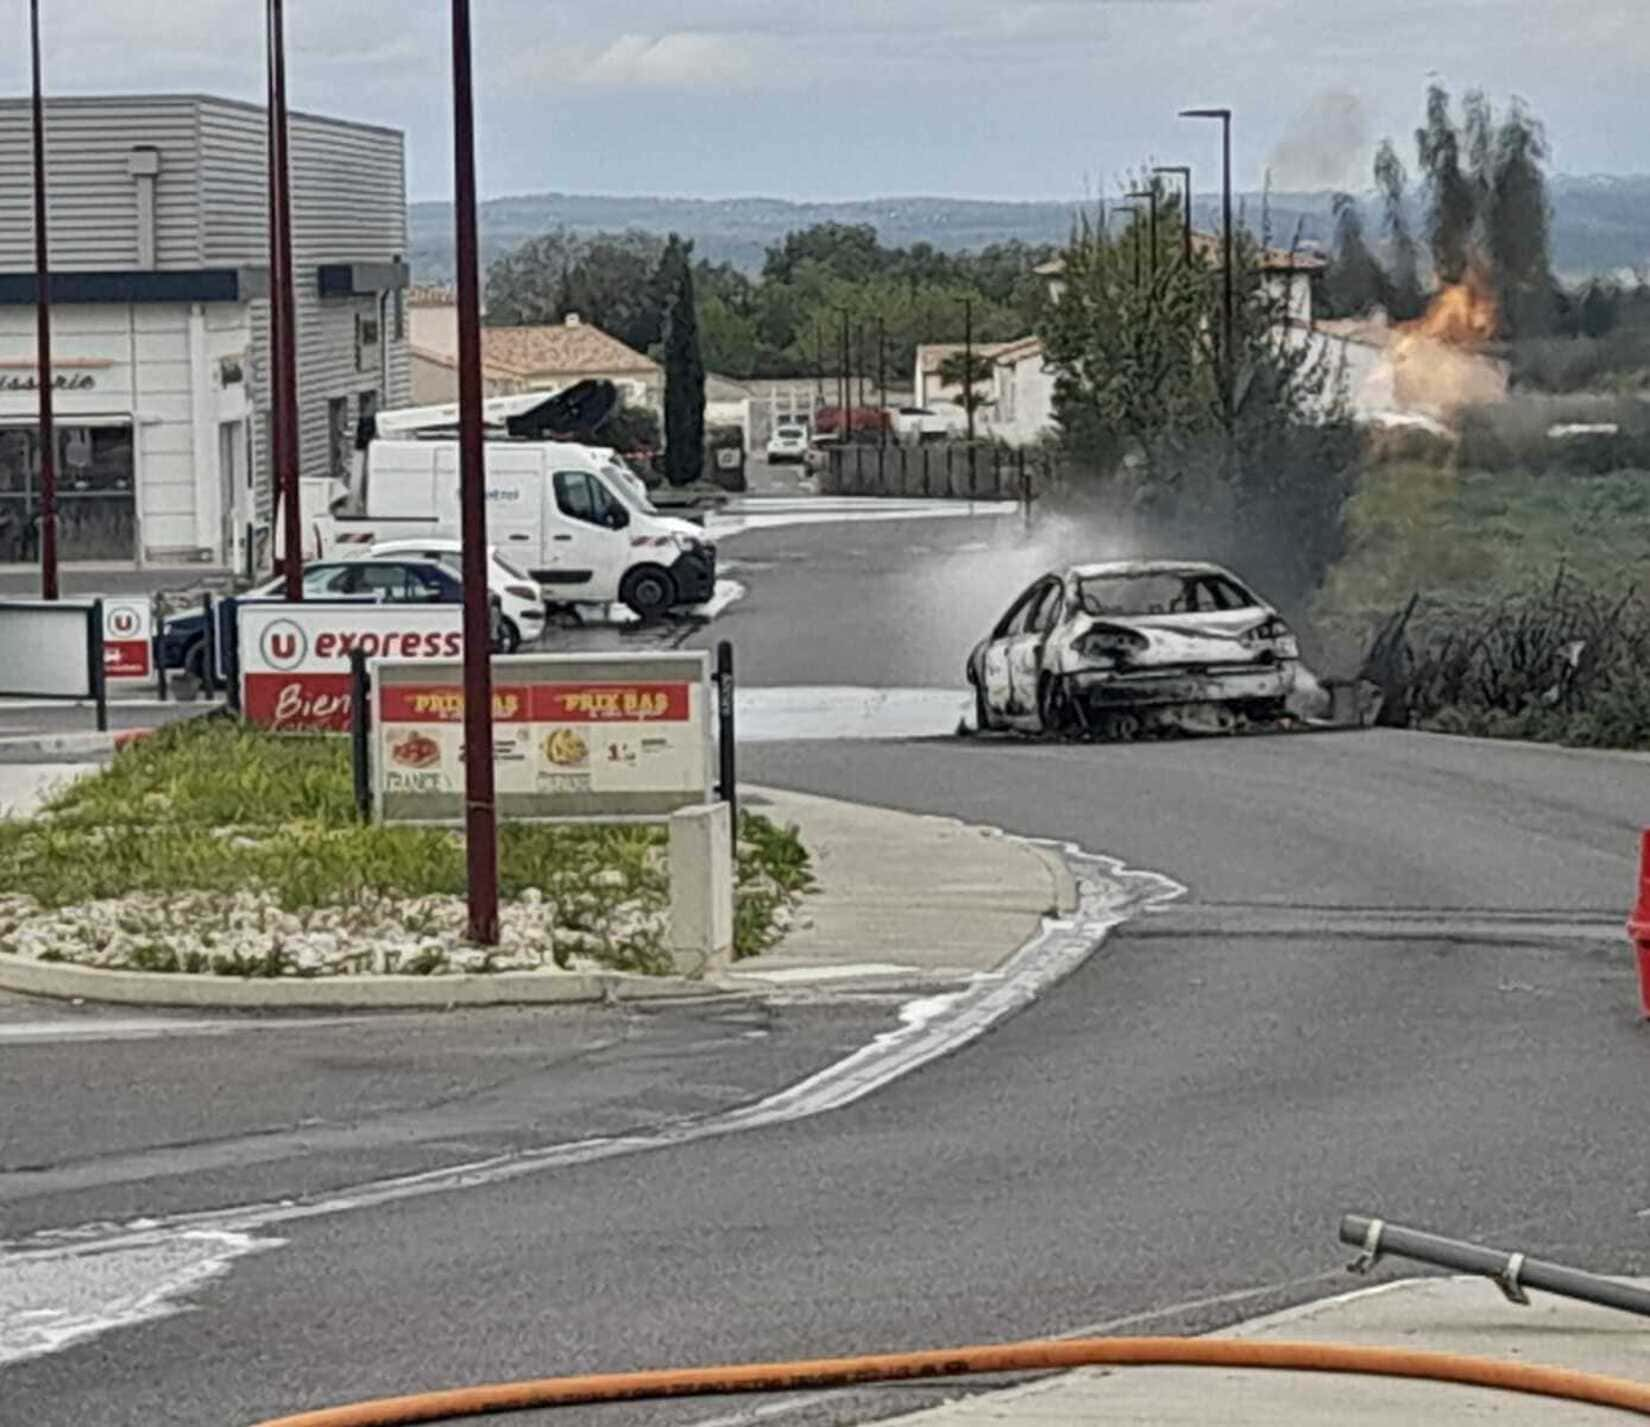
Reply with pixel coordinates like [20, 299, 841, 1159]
[620, 565, 676, 620]
[497, 617, 522, 654]
[1037, 674, 1074, 737]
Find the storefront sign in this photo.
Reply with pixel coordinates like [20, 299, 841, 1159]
[0, 373, 96, 393]
[372, 652, 711, 824]
[237, 601, 462, 732]
[102, 599, 152, 681]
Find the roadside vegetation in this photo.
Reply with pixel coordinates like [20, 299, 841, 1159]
[0, 719, 812, 977]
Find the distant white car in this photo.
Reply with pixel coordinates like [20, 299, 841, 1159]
[967, 560, 1302, 739]
[766, 424, 810, 463]
[357, 538, 546, 652]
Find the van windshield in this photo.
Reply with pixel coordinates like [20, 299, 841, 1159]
[605, 463, 659, 515]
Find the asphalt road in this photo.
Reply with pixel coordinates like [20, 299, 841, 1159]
[4, 502, 1649, 1427]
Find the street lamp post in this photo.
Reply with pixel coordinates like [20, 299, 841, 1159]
[267, 0, 302, 601]
[1180, 107, 1233, 398]
[450, 0, 500, 946]
[1127, 187, 1158, 285]
[1153, 165, 1194, 267]
[1112, 203, 1142, 290]
[28, 0, 56, 598]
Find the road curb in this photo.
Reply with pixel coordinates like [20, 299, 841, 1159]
[0, 949, 739, 1010]
[0, 726, 156, 765]
[1025, 841, 1081, 916]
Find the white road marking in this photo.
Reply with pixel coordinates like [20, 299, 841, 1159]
[736, 686, 971, 742]
[0, 845, 1184, 1367]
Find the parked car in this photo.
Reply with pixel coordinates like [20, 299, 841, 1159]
[766, 424, 810, 464]
[966, 560, 1303, 740]
[155, 557, 474, 684]
[353, 539, 546, 652]
[803, 431, 842, 472]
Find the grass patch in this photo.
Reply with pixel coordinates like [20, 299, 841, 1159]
[1314, 463, 1650, 672]
[3, 717, 809, 972]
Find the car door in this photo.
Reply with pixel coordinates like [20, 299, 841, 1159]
[979, 581, 1043, 724]
[1005, 578, 1063, 725]
[546, 468, 629, 599]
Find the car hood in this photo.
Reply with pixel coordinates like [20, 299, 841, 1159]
[1061, 607, 1275, 666]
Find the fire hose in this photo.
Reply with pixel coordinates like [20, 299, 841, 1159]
[248, 1334, 1650, 1426]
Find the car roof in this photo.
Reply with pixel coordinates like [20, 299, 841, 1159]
[1066, 559, 1239, 581]
[365, 539, 499, 558]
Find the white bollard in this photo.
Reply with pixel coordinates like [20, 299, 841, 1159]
[668, 801, 734, 975]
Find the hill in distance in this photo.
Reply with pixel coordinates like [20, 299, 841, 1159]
[407, 177, 1650, 284]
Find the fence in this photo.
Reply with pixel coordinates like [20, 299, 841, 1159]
[822, 442, 1067, 502]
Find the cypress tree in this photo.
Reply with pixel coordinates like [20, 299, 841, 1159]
[661, 235, 706, 486]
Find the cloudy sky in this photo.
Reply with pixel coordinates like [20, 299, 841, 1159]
[29, 1, 1650, 202]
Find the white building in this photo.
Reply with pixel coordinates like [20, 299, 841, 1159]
[0, 94, 409, 568]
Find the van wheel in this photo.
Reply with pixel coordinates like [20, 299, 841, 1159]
[620, 565, 676, 620]
[496, 617, 522, 654]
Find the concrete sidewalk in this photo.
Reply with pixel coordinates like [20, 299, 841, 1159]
[734, 785, 1078, 987]
[878, 1276, 1650, 1425]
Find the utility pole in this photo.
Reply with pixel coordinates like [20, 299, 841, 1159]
[28, 0, 55, 597]
[450, 0, 500, 946]
[835, 307, 850, 442]
[961, 297, 974, 446]
[855, 322, 866, 414]
[1153, 165, 1194, 266]
[876, 315, 886, 449]
[268, 0, 301, 600]
[814, 319, 824, 408]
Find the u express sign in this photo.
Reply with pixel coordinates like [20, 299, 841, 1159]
[236, 602, 463, 732]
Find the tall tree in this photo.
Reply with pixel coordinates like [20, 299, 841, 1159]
[1415, 83, 1479, 285]
[485, 229, 667, 350]
[1486, 102, 1557, 338]
[1323, 192, 1385, 317]
[1373, 140, 1426, 320]
[937, 350, 998, 423]
[660, 235, 706, 487]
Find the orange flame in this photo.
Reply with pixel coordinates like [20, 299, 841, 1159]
[1399, 271, 1499, 348]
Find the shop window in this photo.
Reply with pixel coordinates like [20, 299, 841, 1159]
[0, 425, 135, 562]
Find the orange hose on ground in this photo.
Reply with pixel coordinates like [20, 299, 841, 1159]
[248, 1334, 1650, 1427]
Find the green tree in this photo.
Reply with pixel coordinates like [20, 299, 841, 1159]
[1322, 193, 1386, 317]
[485, 229, 667, 351]
[1374, 140, 1426, 320]
[1042, 199, 1355, 603]
[1486, 102, 1557, 337]
[1416, 83, 1480, 285]
[659, 235, 706, 487]
[937, 350, 997, 424]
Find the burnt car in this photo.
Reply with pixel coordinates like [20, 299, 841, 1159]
[966, 560, 1302, 739]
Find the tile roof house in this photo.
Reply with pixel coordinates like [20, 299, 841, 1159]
[409, 310, 663, 409]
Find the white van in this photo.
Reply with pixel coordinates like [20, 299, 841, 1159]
[316, 439, 716, 618]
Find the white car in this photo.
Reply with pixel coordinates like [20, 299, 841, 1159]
[766, 424, 810, 463]
[356, 539, 546, 652]
[967, 560, 1302, 739]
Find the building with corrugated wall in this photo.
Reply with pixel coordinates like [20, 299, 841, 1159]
[0, 94, 408, 569]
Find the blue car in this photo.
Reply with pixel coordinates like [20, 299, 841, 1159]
[156, 558, 476, 683]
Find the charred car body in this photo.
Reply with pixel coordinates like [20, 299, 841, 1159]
[967, 560, 1303, 738]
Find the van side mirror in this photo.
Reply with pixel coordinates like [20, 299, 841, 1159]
[606, 504, 629, 531]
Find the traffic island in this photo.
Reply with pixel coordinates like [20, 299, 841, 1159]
[0, 718, 812, 1004]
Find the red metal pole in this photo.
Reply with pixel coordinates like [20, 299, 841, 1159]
[268, 0, 302, 600]
[450, 0, 500, 945]
[29, 0, 57, 599]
